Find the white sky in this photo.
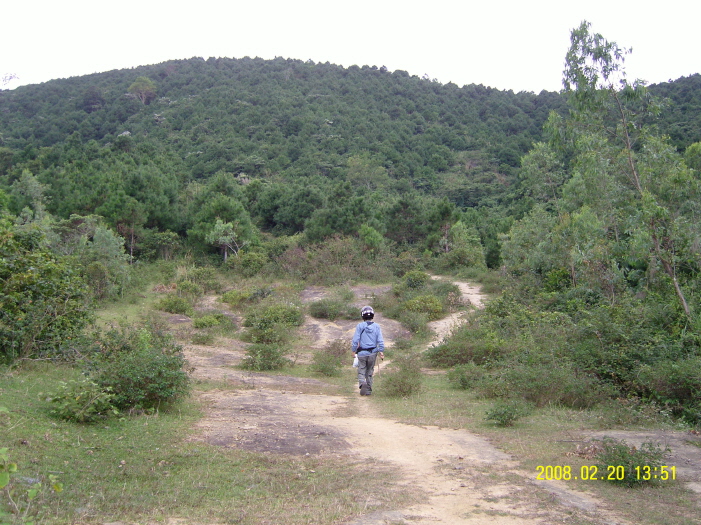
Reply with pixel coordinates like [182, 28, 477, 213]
[3, 0, 700, 93]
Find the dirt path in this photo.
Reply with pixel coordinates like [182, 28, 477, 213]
[178, 281, 699, 524]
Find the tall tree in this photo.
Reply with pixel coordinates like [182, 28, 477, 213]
[560, 21, 701, 316]
[128, 76, 157, 105]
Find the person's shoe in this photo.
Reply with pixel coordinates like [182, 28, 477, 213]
[360, 383, 370, 396]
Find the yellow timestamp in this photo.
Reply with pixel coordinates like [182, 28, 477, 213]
[535, 465, 676, 481]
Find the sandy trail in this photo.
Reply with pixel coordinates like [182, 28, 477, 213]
[177, 281, 685, 524]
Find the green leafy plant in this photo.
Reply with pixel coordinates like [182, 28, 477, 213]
[403, 294, 443, 320]
[310, 340, 347, 377]
[87, 325, 190, 411]
[240, 344, 289, 371]
[43, 379, 117, 423]
[244, 303, 304, 329]
[308, 299, 356, 321]
[192, 314, 223, 329]
[446, 363, 485, 390]
[404, 270, 429, 289]
[0, 447, 63, 525]
[0, 221, 93, 364]
[594, 437, 670, 486]
[243, 302, 304, 343]
[154, 294, 194, 316]
[485, 400, 531, 427]
[187, 267, 222, 293]
[228, 251, 268, 277]
[380, 352, 422, 397]
[175, 280, 204, 302]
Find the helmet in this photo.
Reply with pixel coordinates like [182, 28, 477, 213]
[361, 306, 374, 320]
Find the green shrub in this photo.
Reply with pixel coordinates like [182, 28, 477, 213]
[404, 270, 430, 289]
[637, 357, 701, 412]
[403, 294, 443, 320]
[175, 279, 204, 302]
[309, 299, 356, 321]
[425, 322, 506, 367]
[380, 352, 422, 397]
[593, 437, 670, 486]
[230, 251, 269, 277]
[188, 267, 222, 293]
[0, 221, 93, 363]
[485, 400, 531, 427]
[154, 295, 193, 316]
[397, 310, 429, 335]
[222, 287, 275, 308]
[240, 344, 289, 371]
[44, 379, 117, 423]
[446, 363, 485, 390]
[310, 340, 347, 377]
[221, 289, 253, 307]
[192, 314, 222, 329]
[387, 251, 421, 277]
[89, 326, 190, 410]
[481, 360, 615, 409]
[244, 303, 304, 330]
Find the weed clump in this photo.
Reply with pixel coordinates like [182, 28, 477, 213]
[485, 400, 532, 427]
[240, 344, 289, 371]
[310, 340, 347, 377]
[154, 295, 194, 316]
[593, 437, 670, 486]
[446, 363, 485, 390]
[44, 379, 118, 423]
[380, 352, 422, 397]
[308, 299, 356, 321]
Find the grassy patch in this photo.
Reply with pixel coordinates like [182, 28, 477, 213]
[0, 362, 414, 525]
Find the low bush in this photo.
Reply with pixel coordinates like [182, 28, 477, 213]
[240, 344, 289, 371]
[175, 280, 204, 302]
[308, 299, 356, 321]
[396, 310, 429, 335]
[244, 303, 304, 330]
[593, 437, 670, 486]
[425, 321, 506, 367]
[310, 340, 347, 377]
[44, 379, 117, 423]
[595, 397, 674, 428]
[188, 267, 223, 293]
[192, 314, 223, 329]
[404, 270, 430, 289]
[154, 295, 193, 316]
[87, 325, 190, 411]
[403, 294, 443, 320]
[228, 251, 269, 277]
[637, 357, 701, 420]
[485, 400, 532, 427]
[480, 359, 615, 409]
[380, 352, 422, 397]
[446, 363, 485, 390]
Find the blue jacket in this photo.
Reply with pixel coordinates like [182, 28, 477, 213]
[351, 321, 384, 355]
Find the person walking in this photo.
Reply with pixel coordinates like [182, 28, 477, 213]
[351, 306, 384, 395]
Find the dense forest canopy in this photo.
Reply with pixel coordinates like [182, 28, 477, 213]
[1, 56, 699, 264]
